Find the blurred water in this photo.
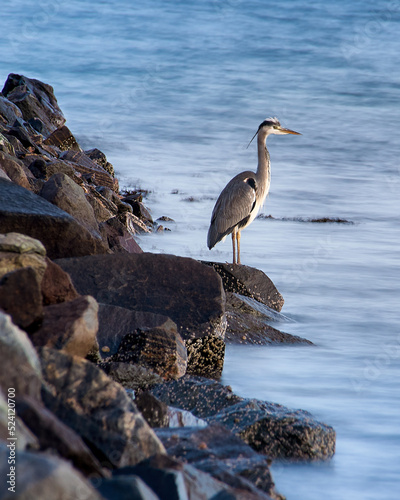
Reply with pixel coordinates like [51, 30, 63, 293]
[1, 1, 400, 498]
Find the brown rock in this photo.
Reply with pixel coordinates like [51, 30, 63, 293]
[100, 361, 163, 391]
[0, 267, 43, 329]
[40, 172, 100, 236]
[43, 125, 81, 151]
[41, 258, 80, 305]
[0, 95, 23, 126]
[0, 178, 109, 258]
[2, 73, 65, 136]
[111, 326, 187, 380]
[16, 396, 106, 477]
[100, 215, 143, 254]
[0, 312, 42, 400]
[0, 151, 31, 189]
[135, 392, 170, 428]
[32, 295, 99, 358]
[85, 148, 115, 177]
[40, 347, 166, 468]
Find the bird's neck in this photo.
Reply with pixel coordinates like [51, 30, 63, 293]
[256, 134, 271, 187]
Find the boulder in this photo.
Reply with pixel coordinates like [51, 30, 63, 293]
[110, 326, 187, 380]
[31, 295, 99, 358]
[0, 151, 31, 189]
[100, 216, 143, 254]
[40, 172, 100, 236]
[43, 125, 81, 152]
[41, 258, 80, 305]
[203, 262, 284, 312]
[0, 178, 109, 259]
[0, 267, 43, 329]
[97, 303, 173, 357]
[85, 148, 115, 177]
[114, 454, 271, 500]
[1, 73, 66, 136]
[0, 444, 103, 500]
[39, 347, 166, 468]
[28, 158, 78, 182]
[156, 424, 279, 499]
[94, 475, 159, 500]
[57, 253, 226, 377]
[0, 312, 42, 400]
[225, 293, 313, 345]
[15, 396, 105, 477]
[0, 95, 23, 126]
[151, 376, 336, 461]
[100, 362, 163, 391]
[0, 232, 46, 256]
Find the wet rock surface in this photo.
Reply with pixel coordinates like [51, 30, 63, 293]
[0, 73, 336, 499]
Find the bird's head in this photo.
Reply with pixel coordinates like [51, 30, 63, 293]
[247, 117, 300, 147]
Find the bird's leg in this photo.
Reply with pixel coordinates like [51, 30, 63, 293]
[232, 230, 236, 264]
[236, 230, 241, 265]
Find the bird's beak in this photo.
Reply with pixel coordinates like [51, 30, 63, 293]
[277, 126, 301, 135]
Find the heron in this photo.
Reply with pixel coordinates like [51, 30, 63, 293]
[207, 117, 300, 264]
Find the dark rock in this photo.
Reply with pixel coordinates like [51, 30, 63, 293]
[85, 148, 115, 177]
[0, 267, 43, 329]
[100, 361, 163, 391]
[225, 292, 313, 345]
[86, 185, 118, 222]
[151, 376, 336, 461]
[0, 132, 15, 156]
[97, 304, 173, 357]
[43, 125, 81, 151]
[111, 326, 187, 380]
[16, 395, 105, 477]
[61, 149, 118, 191]
[0, 151, 31, 189]
[0, 178, 109, 258]
[135, 392, 170, 428]
[41, 257, 80, 305]
[0, 444, 103, 500]
[39, 347, 166, 468]
[114, 454, 270, 500]
[6, 125, 39, 152]
[156, 424, 280, 499]
[203, 262, 284, 312]
[0, 311, 42, 400]
[122, 197, 153, 224]
[29, 158, 78, 181]
[100, 215, 143, 254]
[40, 172, 100, 236]
[31, 296, 99, 358]
[94, 475, 159, 500]
[0, 95, 23, 126]
[2, 73, 65, 136]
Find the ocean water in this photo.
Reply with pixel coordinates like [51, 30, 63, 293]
[1, 1, 400, 498]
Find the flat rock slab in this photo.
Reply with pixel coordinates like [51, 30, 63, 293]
[39, 347, 166, 468]
[151, 376, 335, 461]
[156, 424, 279, 499]
[0, 178, 108, 258]
[57, 253, 226, 342]
[203, 262, 284, 312]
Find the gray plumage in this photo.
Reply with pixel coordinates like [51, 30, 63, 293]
[207, 118, 300, 264]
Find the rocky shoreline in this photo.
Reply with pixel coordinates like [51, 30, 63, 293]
[0, 74, 335, 499]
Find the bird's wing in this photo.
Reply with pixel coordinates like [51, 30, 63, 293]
[208, 172, 257, 248]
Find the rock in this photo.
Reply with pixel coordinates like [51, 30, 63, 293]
[86, 186, 118, 223]
[0, 267, 43, 329]
[0, 312, 42, 400]
[61, 149, 118, 191]
[0, 95, 23, 126]
[0, 248, 47, 283]
[134, 392, 170, 428]
[115, 454, 272, 500]
[85, 148, 115, 177]
[100, 215, 143, 254]
[225, 293, 313, 345]
[0, 443, 103, 500]
[97, 303, 173, 357]
[0, 178, 109, 258]
[0, 151, 31, 189]
[31, 296, 99, 358]
[0, 232, 46, 256]
[40, 172, 100, 236]
[111, 326, 187, 380]
[100, 362, 163, 391]
[0, 132, 15, 156]
[29, 158, 78, 181]
[2, 73, 66, 136]
[57, 253, 226, 377]
[43, 125, 81, 151]
[41, 258, 80, 305]
[156, 424, 280, 499]
[151, 376, 336, 461]
[94, 475, 160, 500]
[15, 395, 105, 477]
[203, 262, 284, 312]
[39, 347, 166, 468]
